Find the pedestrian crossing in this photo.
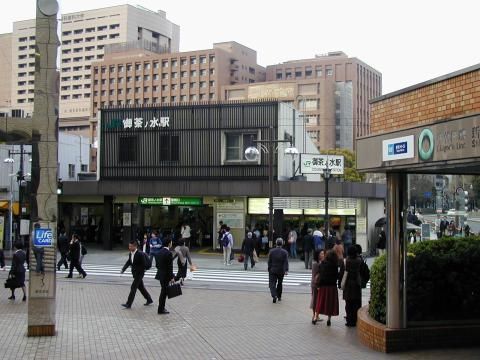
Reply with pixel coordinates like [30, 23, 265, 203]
[2, 264, 370, 288]
[56, 264, 313, 286]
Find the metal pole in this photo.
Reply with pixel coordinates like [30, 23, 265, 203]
[268, 129, 274, 248]
[9, 165, 13, 250]
[324, 170, 329, 237]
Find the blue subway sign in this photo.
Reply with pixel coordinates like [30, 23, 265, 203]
[388, 141, 408, 155]
[382, 135, 414, 161]
[34, 228, 53, 247]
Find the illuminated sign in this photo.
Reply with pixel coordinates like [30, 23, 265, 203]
[139, 197, 202, 206]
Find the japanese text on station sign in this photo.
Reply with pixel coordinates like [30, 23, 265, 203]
[300, 154, 344, 174]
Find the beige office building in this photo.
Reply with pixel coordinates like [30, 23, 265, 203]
[89, 41, 266, 148]
[60, 5, 180, 135]
[0, 20, 37, 118]
[0, 32, 12, 116]
[224, 52, 382, 151]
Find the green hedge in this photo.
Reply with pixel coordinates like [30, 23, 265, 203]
[368, 237, 480, 324]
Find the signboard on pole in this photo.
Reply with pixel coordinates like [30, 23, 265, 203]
[33, 228, 53, 247]
[300, 154, 344, 175]
[20, 219, 30, 236]
[0, 216, 4, 249]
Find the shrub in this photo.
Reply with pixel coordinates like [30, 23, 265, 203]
[368, 253, 386, 323]
[369, 237, 480, 324]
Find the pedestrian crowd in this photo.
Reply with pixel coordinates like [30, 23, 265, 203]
[3, 220, 369, 328]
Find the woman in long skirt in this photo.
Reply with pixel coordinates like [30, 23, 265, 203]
[310, 249, 325, 323]
[314, 250, 340, 326]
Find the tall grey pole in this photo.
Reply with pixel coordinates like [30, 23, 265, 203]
[268, 126, 274, 247]
[386, 172, 407, 329]
[28, 0, 59, 337]
[324, 170, 329, 237]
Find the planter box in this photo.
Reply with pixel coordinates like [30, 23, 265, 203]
[357, 306, 480, 353]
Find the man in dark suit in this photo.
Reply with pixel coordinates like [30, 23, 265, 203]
[154, 238, 175, 314]
[268, 238, 289, 303]
[57, 230, 69, 271]
[66, 234, 87, 279]
[121, 240, 153, 309]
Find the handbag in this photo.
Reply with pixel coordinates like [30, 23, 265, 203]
[340, 271, 348, 290]
[167, 282, 182, 299]
[4, 273, 18, 289]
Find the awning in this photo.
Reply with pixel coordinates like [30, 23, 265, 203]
[0, 201, 20, 215]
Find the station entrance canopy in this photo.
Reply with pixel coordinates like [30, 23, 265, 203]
[357, 113, 480, 174]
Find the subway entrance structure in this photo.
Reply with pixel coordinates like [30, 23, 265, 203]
[356, 64, 480, 352]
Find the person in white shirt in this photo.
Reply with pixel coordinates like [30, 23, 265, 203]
[288, 228, 298, 258]
[181, 223, 191, 247]
[222, 227, 233, 265]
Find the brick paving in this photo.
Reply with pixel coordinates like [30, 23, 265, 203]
[0, 251, 479, 359]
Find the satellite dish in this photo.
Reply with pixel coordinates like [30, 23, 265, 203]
[38, 0, 59, 16]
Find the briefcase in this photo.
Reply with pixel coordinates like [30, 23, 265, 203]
[167, 282, 182, 299]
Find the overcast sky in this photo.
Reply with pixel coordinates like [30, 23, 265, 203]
[1, 0, 478, 94]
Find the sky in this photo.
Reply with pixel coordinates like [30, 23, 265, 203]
[0, 0, 479, 94]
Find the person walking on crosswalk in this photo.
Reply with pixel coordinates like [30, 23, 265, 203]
[268, 238, 289, 303]
[120, 240, 153, 309]
[155, 238, 175, 314]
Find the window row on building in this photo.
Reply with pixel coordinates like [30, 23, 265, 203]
[62, 24, 120, 36]
[91, 93, 217, 109]
[275, 65, 333, 80]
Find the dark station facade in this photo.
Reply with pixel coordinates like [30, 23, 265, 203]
[59, 100, 385, 250]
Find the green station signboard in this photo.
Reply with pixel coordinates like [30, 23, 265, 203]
[138, 196, 203, 206]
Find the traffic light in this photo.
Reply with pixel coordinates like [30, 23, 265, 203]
[57, 178, 63, 195]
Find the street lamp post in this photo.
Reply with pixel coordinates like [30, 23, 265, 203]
[3, 157, 14, 250]
[245, 130, 298, 248]
[322, 167, 332, 237]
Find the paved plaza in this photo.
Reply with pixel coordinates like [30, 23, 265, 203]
[0, 249, 479, 359]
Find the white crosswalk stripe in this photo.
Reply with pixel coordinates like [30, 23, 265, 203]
[57, 264, 313, 286]
[4, 264, 369, 288]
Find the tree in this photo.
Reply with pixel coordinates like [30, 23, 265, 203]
[320, 148, 365, 182]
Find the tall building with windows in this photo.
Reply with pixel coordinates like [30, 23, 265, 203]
[0, 32, 12, 116]
[223, 51, 382, 151]
[8, 20, 35, 117]
[59, 5, 180, 135]
[88, 41, 266, 168]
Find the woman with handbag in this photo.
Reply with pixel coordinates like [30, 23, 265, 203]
[313, 250, 340, 326]
[341, 245, 362, 327]
[7, 242, 27, 301]
[310, 249, 325, 324]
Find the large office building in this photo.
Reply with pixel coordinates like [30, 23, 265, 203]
[223, 51, 382, 151]
[0, 20, 37, 118]
[88, 41, 266, 167]
[0, 4, 179, 135]
[59, 5, 180, 134]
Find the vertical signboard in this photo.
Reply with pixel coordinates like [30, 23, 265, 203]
[0, 216, 4, 249]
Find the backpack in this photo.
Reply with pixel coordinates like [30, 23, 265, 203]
[222, 233, 231, 248]
[313, 235, 324, 250]
[142, 251, 152, 270]
[359, 259, 370, 288]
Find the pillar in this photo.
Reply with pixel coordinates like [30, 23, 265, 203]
[386, 172, 407, 329]
[102, 196, 113, 250]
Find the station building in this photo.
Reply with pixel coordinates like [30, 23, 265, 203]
[59, 100, 385, 251]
